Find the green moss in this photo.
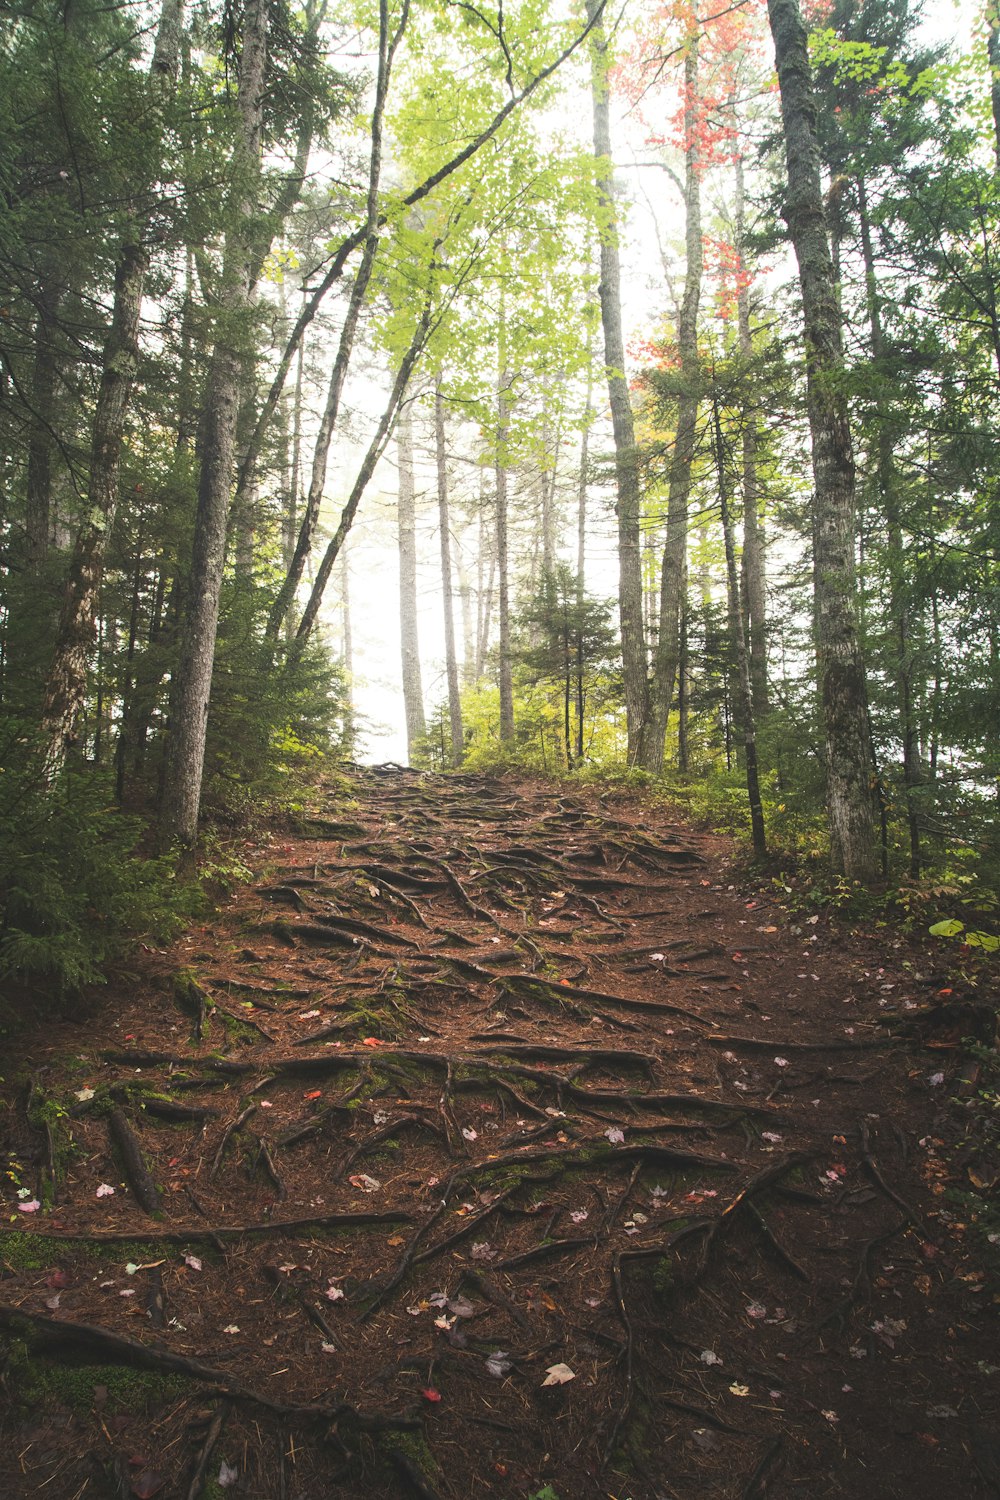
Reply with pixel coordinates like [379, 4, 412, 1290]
[0, 1230, 51, 1271]
[2, 1336, 188, 1413]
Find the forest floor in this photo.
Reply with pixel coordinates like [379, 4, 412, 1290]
[1, 767, 999, 1500]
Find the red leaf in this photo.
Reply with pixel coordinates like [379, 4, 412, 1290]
[303, 1090, 322, 1100]
[421, 1387, 442, 1403]
[130, 1470, 165, 1498]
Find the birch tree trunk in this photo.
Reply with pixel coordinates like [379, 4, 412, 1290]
[396, 401, 426, 761]
[766, 0, 878, 881]
[264, 0, 403, 640]
[586, 0, 649, 764]
[734, 140, 768, 719]
[159, 0, 267, 848]
[646, 36, 703, 772]
[495, 353, 515, 743]
[434, 380, 463, 767]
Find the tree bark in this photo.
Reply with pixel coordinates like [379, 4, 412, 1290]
[495, 333, 515, 743]
[159, 0, 267, 848]
[586, 0, 649, 765]
[766, 0, 878, 881]
[396, 401, 426, 761]
[39, 242, 148, 778]
[646, 36, 703, 772]
[734, 137, 768, 719]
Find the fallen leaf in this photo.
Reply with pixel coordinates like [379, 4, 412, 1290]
[130, 1470, 166, 1498]
[184, 1255, 202, 1271]
[605, 1127, 625, 1145]
[218, 1461, 239, 1488]
[222, 1324, 240, 1334]
[17, 1199, 41, 1213]
[348, 1173, 380, 1193]
[303, 1090, 322, 1101]
[485, 1351, 512, 1378]
[700, 1350, 723, 1366]
[421, 1387, 442, 1403]
[729, 1383, 750, 1397]
[325, 1284, 345, 1302]
[542, 1363, 576, 1386]
[75, 1087, 95, 1102]
[362, 1037, 383, 1048]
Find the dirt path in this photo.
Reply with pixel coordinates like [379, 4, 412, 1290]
[0, 768, 996, 1500]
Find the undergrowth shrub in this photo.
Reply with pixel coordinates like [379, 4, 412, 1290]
[0, 741, 198, 1001]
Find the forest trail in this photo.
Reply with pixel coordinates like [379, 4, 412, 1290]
[0, 769, 996, 1500]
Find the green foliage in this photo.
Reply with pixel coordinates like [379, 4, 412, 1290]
[0, 738, 197, 999]
[201, 586, 354, 827]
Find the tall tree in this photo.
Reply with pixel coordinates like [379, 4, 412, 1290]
[38, 0, 183, 778]
[586, 0, 650, 766]
[160, 0, 269, 849]
[766, 0, 878, 879]
[396, 399, 426, 761]
[435, 377, 464, 765]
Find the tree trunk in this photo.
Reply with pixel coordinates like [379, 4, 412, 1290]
[646, 35, 703, 772]
[265, 1, 399, 640]
[396, 400, 426, 761]
[39, 241, 148, 779]
[295, 295, 434, 646]
[714, 392, 766, 857]
[496, 356, 515, 743]
[586, 0, 649, 765]
[435, 379, 463, 767]
[767, 0, 878, 881]
[734, 138, 768, 719]
[159, 0, 267, 849]
[857, 175, 921, 876]
[577, 349, 593, 595]
[24, 281, 61, 572]
[38, 0, 183, 777]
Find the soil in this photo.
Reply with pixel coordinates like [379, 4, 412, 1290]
[0, 766, 998, 1500]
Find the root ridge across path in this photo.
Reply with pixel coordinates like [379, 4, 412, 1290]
[0, 769, 994, 1499]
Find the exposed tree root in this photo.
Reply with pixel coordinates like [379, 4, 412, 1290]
[108, 1108, 161, 1214]
[17, 1210, 413, 1245]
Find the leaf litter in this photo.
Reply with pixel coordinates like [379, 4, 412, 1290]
[0, 767, 995, 1499]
